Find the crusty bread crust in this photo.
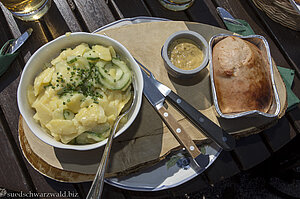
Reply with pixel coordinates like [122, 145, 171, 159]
[295, 0, 300, 4]
[212, 36, 273, 114]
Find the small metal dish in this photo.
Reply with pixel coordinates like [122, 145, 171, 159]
[161, 30, 209, 78]
[209, 34, 281, 119]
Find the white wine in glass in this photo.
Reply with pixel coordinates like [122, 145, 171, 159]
[0, 0, 51, 21]
[158, 0, 194, 11]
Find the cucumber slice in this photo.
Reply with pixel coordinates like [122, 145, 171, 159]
[115, 68, 124, 80]
[112, 58, 130, 72]
[63, 109, 75, 120]
[96, 123, 111, 134]
[97, 58, 132, 90]
[98, 66, 115, 83]
[75, 133, 88, 144]
[121, 77, 132, 91]
[95, 60, 108, 68]
[100, 72, 131, 90]
[68, 139, 76, 145]
[75, 124, 111, 144]
[108, 46, 117, 58]
[104, 63, 124, 81]
[75, 132, 102, 144]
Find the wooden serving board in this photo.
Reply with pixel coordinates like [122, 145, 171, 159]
[18, 21, 287, 182]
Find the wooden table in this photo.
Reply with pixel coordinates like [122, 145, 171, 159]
[0, 0, 299, 198]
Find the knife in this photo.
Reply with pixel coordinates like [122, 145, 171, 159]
[140, 66, 209, 168]
[5, 28, 33, 55]
[216, 7, 244, 26]
[136, 59, 235, 151]
[289, 0, 300, 14]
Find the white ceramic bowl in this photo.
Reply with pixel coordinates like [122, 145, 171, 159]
[17, 32, 143, 150]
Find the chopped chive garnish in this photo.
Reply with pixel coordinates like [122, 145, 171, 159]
[67, 57, 77, 64]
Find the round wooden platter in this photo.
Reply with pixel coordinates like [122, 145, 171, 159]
[18, 20, 287, 183]
[19, 116, 95, 182]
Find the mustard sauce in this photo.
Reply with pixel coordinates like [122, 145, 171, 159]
[169, 39, 204, 70]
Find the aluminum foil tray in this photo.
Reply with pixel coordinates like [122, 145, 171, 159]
[209, 34, 281, 119]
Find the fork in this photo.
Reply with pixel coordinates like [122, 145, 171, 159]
[86, 84, 137, 199]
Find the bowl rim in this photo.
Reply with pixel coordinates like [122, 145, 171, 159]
[17, 32, 143, 150]
[161, 30, 209, 75]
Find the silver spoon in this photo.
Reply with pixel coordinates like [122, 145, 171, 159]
[86, 83, 137, 199]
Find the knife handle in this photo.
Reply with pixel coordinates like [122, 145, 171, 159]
[166, 91, 236, 151]
[157, 105, 209, 168]
[157, 106, 202, 158]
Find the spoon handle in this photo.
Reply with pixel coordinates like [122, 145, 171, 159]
[86, 115, 123, 199]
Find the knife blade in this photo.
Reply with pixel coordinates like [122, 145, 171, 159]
[6, 28, 33, 54]
[216, 7, 244, 26]
[289, 0, 300, 14]
[137, 60, 235, 151]
[141, 68, 209, 168]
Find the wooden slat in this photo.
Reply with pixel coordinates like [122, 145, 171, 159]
[143, 0, 189, 21]
[286, 106, 300, 134]
[287, 72, 300, 134]
[0, 78, 80, 196]
[261, 133, 300, 178]
[0, 10, 12, 44]
[73, 0, 115, 32]
[7, 20, 49, 63]
[291, 74, 300, 98]
[262, 117, 295, 152]
[42, 1, 74, 38]
[0, 9, 22, 92]
[110, 0, 151, 18]
[0, 5, 33, 63]
[204, 151, 240, 184]
[0, 57, 22, 92]
[232, 134, 271, 170]
[0, 1, 298, 197]
[0, 82, 21, 132]
[0, 4, 21, 38]
[53, 0, 82, 32]
[0, 2, 115, 196]
[0, 2, 125, 196]
[186, 0, 223, 27]
[246, 0, 300, 77]
[0, 111, 31, 192]
[36, 177, 81, 198]
[0, 8, 80, 196]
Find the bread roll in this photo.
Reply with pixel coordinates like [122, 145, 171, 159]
[212, 36, 272, 114]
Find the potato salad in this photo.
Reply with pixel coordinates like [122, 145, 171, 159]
[27, 43, 132, 144]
